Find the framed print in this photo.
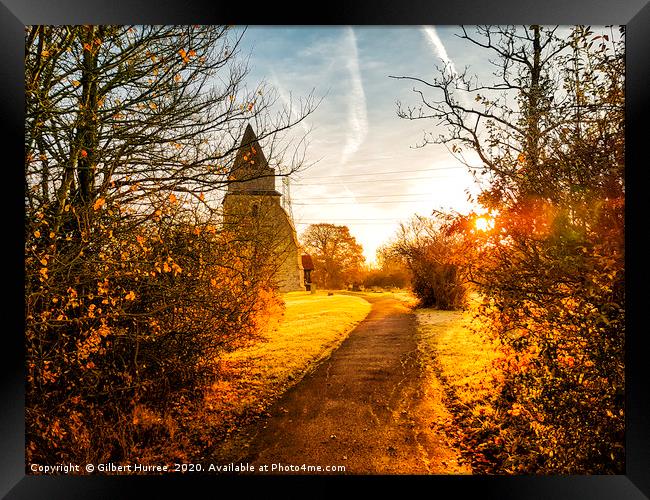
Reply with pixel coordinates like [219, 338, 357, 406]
[4, 0, 650, 497]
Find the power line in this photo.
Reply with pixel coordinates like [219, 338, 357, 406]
[292, 192, 438, 200]
[296, 218, 410, 222]
[296, 165, 474, 179]
[295, 174, 463, 186]
[294, 199, 437, 205]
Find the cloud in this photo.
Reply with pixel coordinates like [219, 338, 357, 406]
[422, 26, 458, 76]
[340, 27, 368, 166]
[422, 26, 474, 111]
[269, 69, 311, 136]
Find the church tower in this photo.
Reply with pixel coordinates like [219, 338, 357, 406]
[223, 124, 306, 292]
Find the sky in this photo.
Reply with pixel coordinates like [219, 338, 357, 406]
[235, 26, 491, 265]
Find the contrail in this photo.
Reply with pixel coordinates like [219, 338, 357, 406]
[269, 69, 311, 136]
[341, 27, 368, 166]
[422, 26, 474, 110]
[422, 26, 458, 76]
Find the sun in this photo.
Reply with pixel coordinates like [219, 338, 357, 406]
[474, 216, 494, 232]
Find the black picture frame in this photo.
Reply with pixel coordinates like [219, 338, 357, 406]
[4, 1, 649, 498]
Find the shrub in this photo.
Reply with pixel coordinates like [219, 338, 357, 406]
[388, 216, 467, 310]
[25, 200, 283, 466]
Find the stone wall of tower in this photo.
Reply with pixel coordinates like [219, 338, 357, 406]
[228, 166, 275, 193]
[272, 207, 306, 292]
[222, 192, 305, 292]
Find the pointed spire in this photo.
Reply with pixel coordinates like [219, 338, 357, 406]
[228, 123, 276, 192]
[234, 123, 268, 173]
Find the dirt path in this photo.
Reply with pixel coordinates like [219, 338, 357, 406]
[214, 296, 469, 474]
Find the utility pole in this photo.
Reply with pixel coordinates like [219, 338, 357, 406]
[282, 176, 295, 222]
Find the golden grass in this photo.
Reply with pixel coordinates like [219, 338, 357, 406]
[415, 295, 500, 418]
[339, 288, 419, 307]
[208, 290, 372, 425]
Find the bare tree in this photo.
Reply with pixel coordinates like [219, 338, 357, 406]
[25, 25, 317, 222]
[25, 25, 318, 465]
[391, 26, 625, 473]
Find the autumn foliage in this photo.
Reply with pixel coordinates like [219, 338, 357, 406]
[396, 25, 625, 473]
[25, 25, 312, 467]
[300, 223, 366, 290]
[387, 215, 467, 309]
[26, 193, 285, 465]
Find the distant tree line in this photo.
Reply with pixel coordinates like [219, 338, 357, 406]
[362, 245, 412, 290]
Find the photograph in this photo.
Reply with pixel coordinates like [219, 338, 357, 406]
[23, 23, 627, 478]
[6, 0, 650, 494]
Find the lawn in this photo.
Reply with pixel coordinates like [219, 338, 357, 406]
[415, 294, 502, 471]
[341, 288, 419, 306]
[417, 303, 499, 402]
[205, 290, 372, 433]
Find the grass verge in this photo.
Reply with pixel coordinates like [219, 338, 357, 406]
[339, 288, 419, 306]
[203, 290, 372, 449]
[415, 296, 502, 472]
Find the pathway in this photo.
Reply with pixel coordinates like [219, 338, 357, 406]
[214, 296, 469, 474]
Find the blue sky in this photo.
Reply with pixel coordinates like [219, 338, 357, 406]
[235, 26, 490, 264]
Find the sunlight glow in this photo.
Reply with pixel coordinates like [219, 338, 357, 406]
[475, 216, 494, 232]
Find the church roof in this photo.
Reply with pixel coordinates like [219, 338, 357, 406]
[231, 124, 269, 177]
[226, 123, 277, 194]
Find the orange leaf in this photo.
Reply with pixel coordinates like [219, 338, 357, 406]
[93, 197, 105, 211]
[178, 48, 189, 63]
